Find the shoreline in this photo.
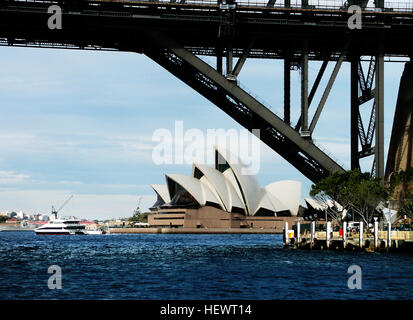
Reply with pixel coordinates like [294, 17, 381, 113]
[109, 227, 280, 234]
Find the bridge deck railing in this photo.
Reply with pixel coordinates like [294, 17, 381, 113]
[7, 0, 413, 13]
[96, 0, 413, 12]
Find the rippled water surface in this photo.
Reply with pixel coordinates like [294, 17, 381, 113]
[1, 231, 412, 299]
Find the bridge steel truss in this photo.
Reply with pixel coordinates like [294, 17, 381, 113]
[142, 31, 343, 183]
[1, 0, 413, 182]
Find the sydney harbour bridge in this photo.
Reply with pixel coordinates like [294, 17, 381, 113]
[0, 0, 412, 183]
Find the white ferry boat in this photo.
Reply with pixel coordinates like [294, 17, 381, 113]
[34, 216, 86, 235]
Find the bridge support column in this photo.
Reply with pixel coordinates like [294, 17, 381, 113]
[301, 47, 309, 136]
[351, 57, 360, 170]
[375, 49, 385, 180]
[226, 41, 233, 79]
[284, 57, 291, 124]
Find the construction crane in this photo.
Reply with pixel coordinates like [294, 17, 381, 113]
[137, 196, 142, 211]
[51, 195, 74, 219]
[133, 196, 142, 217]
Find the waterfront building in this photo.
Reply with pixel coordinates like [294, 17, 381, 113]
[148, 147, 302, 230]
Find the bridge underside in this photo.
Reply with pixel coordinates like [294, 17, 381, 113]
[1, 0, 413, 182]
[386, 61, 413, 177]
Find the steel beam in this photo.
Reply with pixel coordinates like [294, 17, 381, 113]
[216, 45, 223, 74]
[266, 0, 277, 7]
[375, 49, 385, 180]
[232, 39, 255, 77]
[295, 59, 329, 131]
[301, 48, 309, 134]
[284, 57, 291, 125]
[226, 41, 233, 78]
[308, 60, 329, 108]
[351, 56, 360, 170]
[143, 31, 344, 182]
[309, 49, 346, 134]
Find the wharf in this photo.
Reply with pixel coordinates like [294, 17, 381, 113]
[284, 220, 413, 253]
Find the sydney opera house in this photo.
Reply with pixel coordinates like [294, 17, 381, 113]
[148, 147, 302, 230]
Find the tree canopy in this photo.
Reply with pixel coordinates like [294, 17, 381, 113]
[128, 206, 150, 223]
[310, 169, 389, 224]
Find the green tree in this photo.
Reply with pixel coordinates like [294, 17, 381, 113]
[398, 202, 413, 219]
[310, 169, 389, 225]
[129, 204, 150, 223]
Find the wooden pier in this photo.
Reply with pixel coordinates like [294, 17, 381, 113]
[284, 221, 413, 253]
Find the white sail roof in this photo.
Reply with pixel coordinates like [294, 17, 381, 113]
[192, 163, 245, 212]
[150, 184, 171, 203]
[253, 189, 276, 215]
[222, 168, 245, 210]
[265, 180, 301, 216]
[199, 176, 225, 210]
[193, 163, 230, 210]
[265, 189, 289, 213]
[214, 147, 261, 215]
[166, 174, 221, 207]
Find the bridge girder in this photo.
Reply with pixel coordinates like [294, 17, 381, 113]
[142, 30, 344, 182]
[0, 0, 408, 181]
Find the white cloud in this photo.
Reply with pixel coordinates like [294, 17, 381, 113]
[0, 189, 156, 220]
[0, 131, 155, 165]
[0, 171, 30, 184]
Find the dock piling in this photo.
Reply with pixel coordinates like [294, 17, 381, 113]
[374, 219, 379, 250]
[326, 221, 331, 249]
[359, 221, 364, 249]
[310, 221, 315, 249]
[297, 220, 301, 247]
[387, 222, 391, 250]
[284, 222, 289, 246]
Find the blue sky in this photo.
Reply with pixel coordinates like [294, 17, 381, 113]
[0, 46, 405, 219]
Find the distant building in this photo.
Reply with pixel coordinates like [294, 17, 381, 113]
[16, 211, 24, 219]
[148, 147, 302, 230]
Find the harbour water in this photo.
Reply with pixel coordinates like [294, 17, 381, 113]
[1, 231, 413, 300]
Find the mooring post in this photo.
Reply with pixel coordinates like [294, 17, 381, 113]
[326, 221, 331, 249]
[310, 221, 315, 249]
[296, 220, 301, 247]
[343, 221, 347, 249]
[374, 219, 379, 250]
[284, 222, 289, 247]
[387, 222, 392, 250]
[359, 221, 364, 249]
